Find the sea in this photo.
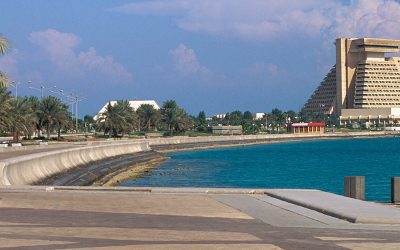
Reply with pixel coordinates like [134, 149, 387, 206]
[120, 137, 400, 202]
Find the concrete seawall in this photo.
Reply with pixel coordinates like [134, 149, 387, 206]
[145, 131, 390, 146]
[0, 141, 150, 185]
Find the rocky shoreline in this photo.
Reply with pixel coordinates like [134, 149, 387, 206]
[38, 151, 168, 186]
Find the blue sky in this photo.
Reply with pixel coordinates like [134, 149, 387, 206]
[1, 0, 400, 117]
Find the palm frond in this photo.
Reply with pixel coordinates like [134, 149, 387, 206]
[0, 71, 9, 88]
[0, 36, 9, 55]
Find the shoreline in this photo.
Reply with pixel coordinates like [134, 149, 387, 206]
[32, 132, 398, 187]
[98, 133, 396, 187]
[151, 133, 393, 153]
[95, 156, 169, 186]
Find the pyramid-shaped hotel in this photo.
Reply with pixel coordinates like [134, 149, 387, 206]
[303, 38, 400, 126]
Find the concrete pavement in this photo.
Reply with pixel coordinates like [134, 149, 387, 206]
[1, 187, 400, 249]
[266, 189, 400, 224]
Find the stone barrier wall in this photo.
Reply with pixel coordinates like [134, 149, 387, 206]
[144, 131, 387, 145]
[0, 141, 150, 185]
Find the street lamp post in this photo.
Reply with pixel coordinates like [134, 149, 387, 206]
[9, 80, 33, 98]
[66, 92, 86, 133]
[28, 82, 45, 99]
[9, 81, 21, 97]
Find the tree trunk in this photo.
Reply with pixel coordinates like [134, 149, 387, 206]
[169, 124, 173, 136]
[37, 124, 42, 138]
[57, 127, 61, 141]
[12, 128, 18, 142]
[46, 124, 50, 140]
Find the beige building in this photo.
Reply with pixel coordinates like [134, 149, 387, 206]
[287, 122, 325, 134]
[303, 38, 400, 126]
[210, 126, 242, 135]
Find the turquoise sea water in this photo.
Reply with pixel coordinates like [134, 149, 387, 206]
[120, 137, 400, 201]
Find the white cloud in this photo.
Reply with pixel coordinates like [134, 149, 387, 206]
[169, 43, 209, 75]
[114, 0, 400, 41]
[29, 29, 132, 81]
[0, 49, 19, 79]
[249, 62, 280, 76]
[328, 0, 400, 39]
[112, 0, 187, 15]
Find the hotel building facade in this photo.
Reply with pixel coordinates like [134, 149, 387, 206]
[302, 38, 400, 126]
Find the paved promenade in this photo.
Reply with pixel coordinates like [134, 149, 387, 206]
[0, 144, 77, 160]
[1, 187, 400, 249]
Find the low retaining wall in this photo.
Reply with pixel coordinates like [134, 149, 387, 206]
[0, 141, 150, 185]
[144, 131, 388, 146]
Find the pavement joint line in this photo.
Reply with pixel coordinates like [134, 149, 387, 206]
[0, 186, 269, 194]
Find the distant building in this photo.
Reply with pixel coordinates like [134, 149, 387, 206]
[214, 114, 226, 119]
[287, 122, 325, 134]
[95, 100, 160, 120]
[302, 37, 400, 126]
[210, 125, 242, 135]
[254, 113, 265, 120]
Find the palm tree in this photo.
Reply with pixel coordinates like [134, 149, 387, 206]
[0, 36, 8, 54]
[9, 97, 34, 142]
[174, 107, 193, 134]
[137, 104, 157, 131]
[0, 87, 12, 130]
[0, 35, 9, 87]
[97, 100, 136, 138]
[26, 96, 41, 139]
[54, 102, 70, 140]
[40, 96, 67, 140]
[161, 100, 179, 136]
[161, 100, 192, 136]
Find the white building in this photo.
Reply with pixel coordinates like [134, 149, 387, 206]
[95, 100, 160, 120]
[254, 113, 266, 120]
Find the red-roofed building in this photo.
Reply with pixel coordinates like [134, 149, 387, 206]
[287, 122, 325, 134]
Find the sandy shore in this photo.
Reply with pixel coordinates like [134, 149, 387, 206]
[97, 156, 169, 186]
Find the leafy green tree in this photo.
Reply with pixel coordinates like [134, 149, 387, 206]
[0, 35, 10, 87]
[268, 108, 285, 131]
[174, 108, 193, 134]
[83, 115, 96, 132]
[283, 110, 298, 124]
[223, 112, 231, 125]
[243, 111, 253, 122]
[137, 104, 157, 131]
[230, 111, 242, 125]
[195, 111, 207, 131]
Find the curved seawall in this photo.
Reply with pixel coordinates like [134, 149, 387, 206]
[145, 131, 389, 148]
[0, 141, 150, 185]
